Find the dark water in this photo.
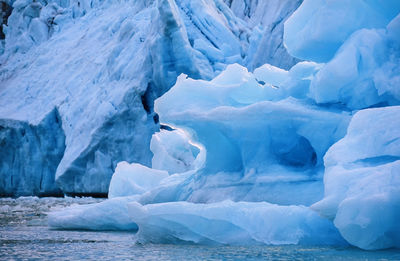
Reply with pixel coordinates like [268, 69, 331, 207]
[1, 197, 399, 261]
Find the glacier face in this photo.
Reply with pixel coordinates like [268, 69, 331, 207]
[0, 0, 300, 196]
[0, 108, 64, 196]
[225, 0, 303, 70]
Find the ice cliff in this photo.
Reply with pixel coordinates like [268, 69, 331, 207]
[0, 0, 300, 196]
[49, 0, 400, 251]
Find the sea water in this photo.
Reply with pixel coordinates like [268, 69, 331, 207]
[1, 197, 399, 261]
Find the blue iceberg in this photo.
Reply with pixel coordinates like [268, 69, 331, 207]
[35, 0, 400, 250]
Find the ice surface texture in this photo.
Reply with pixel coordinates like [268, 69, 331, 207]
[0, 0, 299, 196]
[284, 0, 400, 63]
[49, 64, 351, 246]
[128, 200, 345, 246]
[19, 0, 400, 250]
[153, 64, 350, 206]
[312, 107, 400, 250]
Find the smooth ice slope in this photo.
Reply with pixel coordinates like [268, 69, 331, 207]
[128, 201, 346, 245]
[284, 0, 400, 62]
[48, 196, 138, 231]
[108, 162, 169, 199]
[0, 0, 300, 196]
[312, 106, 400, 250]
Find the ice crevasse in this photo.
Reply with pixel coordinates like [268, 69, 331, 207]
[48, 0, 400, 250]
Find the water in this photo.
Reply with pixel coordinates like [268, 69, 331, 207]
[0, 197, 399, 261]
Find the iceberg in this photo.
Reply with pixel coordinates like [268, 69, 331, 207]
[128, 200, 346, 246]
[284, 0, 400, 62]
[309, 14, 400, 110]
[49, 63, 351, 242]
[150, 64, 350, 206]
[13, 0, 400, 251]
[48, 196, 138, 231]
[150, 129, 200, 174]
[108, 162, 169, 199]
[0, 0, 299, 196]
[312, 106, 400, 250]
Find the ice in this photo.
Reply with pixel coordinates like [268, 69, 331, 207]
[151, 129, 199, 174]
[128, 200, 346, 246]
[5, 0, 400, 251]
[0, 0, 300, 196]
[284, 61, 321, 99]
[253, 64, 288, 87]
[309, 19, 400, 109]
[48, 196, 138, 231]
[108, 162, 169, 199]
[284, 0, 400, 62]
[312, 106, 400, 250]
[226, 0, 303, 70]
[147, 64, 351, 206]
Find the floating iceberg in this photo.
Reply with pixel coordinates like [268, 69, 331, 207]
[48, 196, 138, 231]
[49, 63, 350, 244]
[150, 64, 350, 206]
[0, 0, 299, 196]
[41, 0, 400, 251]
[128, 200, 346, 246]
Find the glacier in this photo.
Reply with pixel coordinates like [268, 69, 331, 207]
[1, 0, 399, 251]
[0, 0, 300, 196]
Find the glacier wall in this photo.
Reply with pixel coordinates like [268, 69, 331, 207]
[225, 0, 303, 70]
[0, 0, 300, 196]
[0, 108, 64, 197]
